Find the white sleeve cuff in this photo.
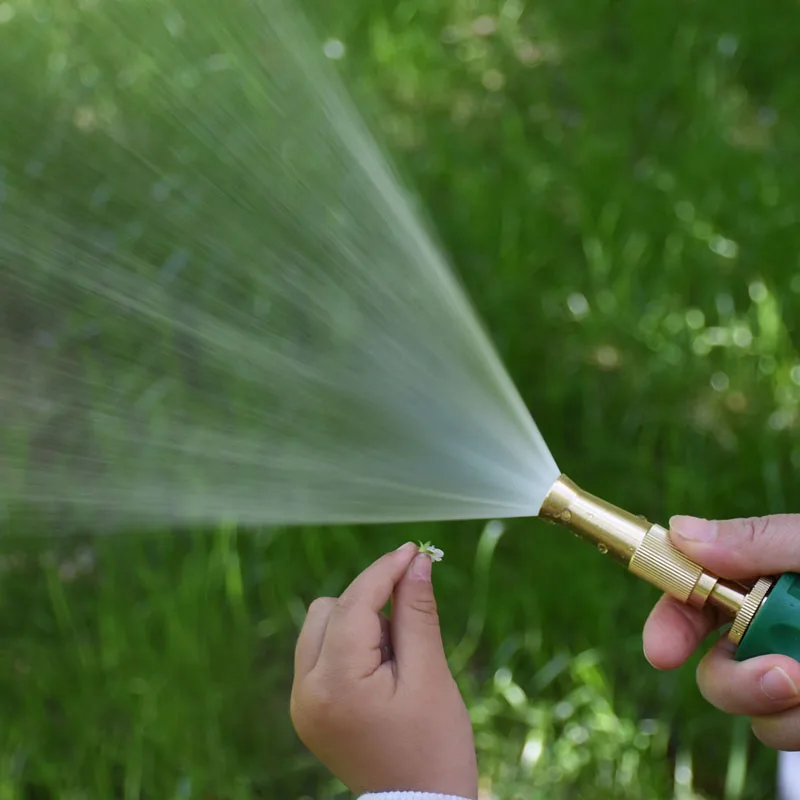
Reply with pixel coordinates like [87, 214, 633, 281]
[359, 793, 473, 800]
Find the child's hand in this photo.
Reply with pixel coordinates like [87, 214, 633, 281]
[290, 542, 478, 799]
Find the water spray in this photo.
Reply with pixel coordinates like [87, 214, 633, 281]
[540, 475, 800, 662]
[3, 0, 795, 674]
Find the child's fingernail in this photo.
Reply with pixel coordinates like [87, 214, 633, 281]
[670, 516, 717, 543]
[395, 542, 416, 553]
[411, 553, 432, 581]
[762, 667, 799, 700]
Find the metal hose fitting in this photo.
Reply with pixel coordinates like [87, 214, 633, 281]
[539, 475, 773, 646]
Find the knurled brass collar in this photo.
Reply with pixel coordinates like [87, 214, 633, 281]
[729, 577, 774, 645]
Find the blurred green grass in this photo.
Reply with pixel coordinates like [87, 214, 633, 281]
[1, 0, 800, 797]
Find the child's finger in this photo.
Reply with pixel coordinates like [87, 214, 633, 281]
[391, 553, 447, 680]
[319, 543, 417, 670]
[379, 614, 393, 664]
[294, 597, 336, 679]
[334, 543, 417, 615]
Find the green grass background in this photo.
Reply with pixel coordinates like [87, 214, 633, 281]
[2, 0, 800, 797]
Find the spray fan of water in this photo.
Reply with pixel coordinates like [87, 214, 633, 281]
[0, 0, 559, 531]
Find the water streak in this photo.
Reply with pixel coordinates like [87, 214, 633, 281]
[0, 0, 559, 531]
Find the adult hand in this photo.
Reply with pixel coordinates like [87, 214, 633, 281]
[644, 515, 800, 749]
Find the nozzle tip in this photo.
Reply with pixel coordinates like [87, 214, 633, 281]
[539, 474, 579, 519]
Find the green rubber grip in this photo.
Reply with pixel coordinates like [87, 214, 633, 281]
[736, 573, 800, 662]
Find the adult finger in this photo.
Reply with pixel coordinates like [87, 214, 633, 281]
[294, 597, 336, 679]
[643, 594, 720, 670]
[696, 638, 800, 716]
[752, 708, 800, 751]
[670, 514, 800, 580]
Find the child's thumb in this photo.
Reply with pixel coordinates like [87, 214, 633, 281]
[391, 553, 448, 678]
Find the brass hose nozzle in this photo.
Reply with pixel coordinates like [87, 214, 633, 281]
[539, 475, 773, 646]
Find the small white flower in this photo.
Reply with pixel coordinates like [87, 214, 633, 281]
[417, 541, 444, 562]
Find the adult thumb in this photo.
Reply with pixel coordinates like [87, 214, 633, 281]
[670, 514, 800, 579]
[391, 553, 448, 679]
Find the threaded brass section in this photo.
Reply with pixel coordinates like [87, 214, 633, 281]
[539, 475, 759, 625]
[729, 577, 774, 645]
[629, 525, 709, 604]
[709, 582, 748, 616]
